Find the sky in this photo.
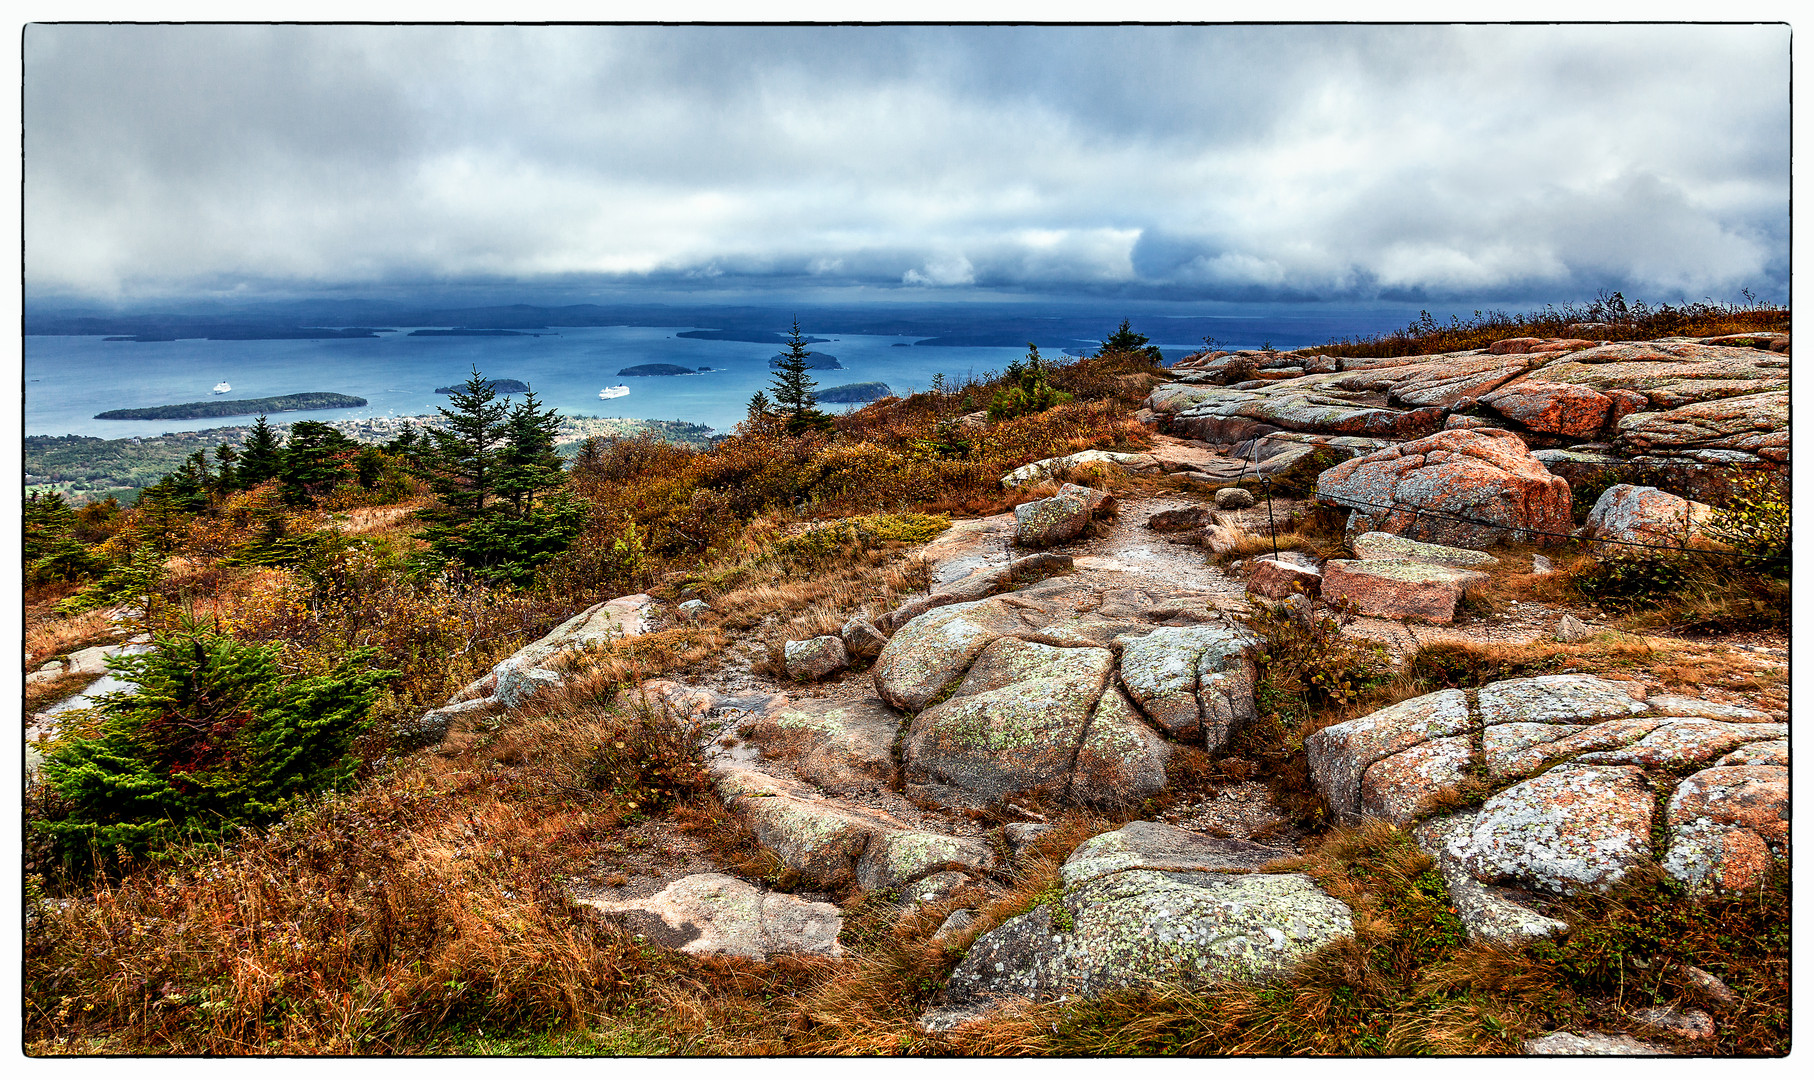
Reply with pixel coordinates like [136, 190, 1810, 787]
[22, 22, 1792, 308]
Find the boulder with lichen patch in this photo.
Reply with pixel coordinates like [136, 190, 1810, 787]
[872, 596, 1050, 713]
[1446, 764, 1655, 894]
[580, 874, 844, 960]
[1013, 483, 1114, 548]
[1576, 484, 1714, 549]
[1319, 559, 1489, 624]
[1245, 551, 1323, 600]
[784, 635, 851, 681]
[902, 637, 1119, 805]
[937, 822, 1352, 1015]
[1661, 764, 1788, 893]
[1115, 623, 1256, 749]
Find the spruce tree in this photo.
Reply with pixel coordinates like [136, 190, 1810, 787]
[37, 629, 393, 862]
[494, 388, 565, 517]
[423, 367, 509, 521]
[212, 443, 239, 493]
[278, 421, 358, 505]
[768, 318, 833, 434]
[419, 373, 584, 584]
[238, 415, 283, 488]
[1099, 318, 1166, 364]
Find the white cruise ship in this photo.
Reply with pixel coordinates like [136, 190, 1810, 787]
[212, 381, 232, 395]
[598, 385, 630, 400]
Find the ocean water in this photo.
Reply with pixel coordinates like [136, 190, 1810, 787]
[24, 326, 1171, 439]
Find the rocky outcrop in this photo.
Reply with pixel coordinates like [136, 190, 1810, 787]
[935, 823, 1350, 1023]
[1534, 341, 1788, 409]
[712, 763, 995, 891]
[1614, 389, 1789, 462]
[1314, 429, 1573, 547]
[1308, 675, 1788, 931]
[1002, 449, 1160, 487]
[880, 552, 1073, 630]
[1523, 1031, 1669, 1056]
[1348, 532, 1499, 569]
[581, 874, 845, 960]
[784, 636, 850, 681]
[425, 593, 659, 742]
[1143, 338, 1788, 509]
[747, 696, 901, 793]
[1660, 764, 1788, 893]
[904, 638, 1121, 804]
[1116, 624, 1257, 750]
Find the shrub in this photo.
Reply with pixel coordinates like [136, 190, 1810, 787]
[1304, 291, 1787, 359]
[1570, 553, 1696, 608]
[1705, 472, 1789, 572]
[36, 629, 395, 866]
[989, 345, 1073, 421]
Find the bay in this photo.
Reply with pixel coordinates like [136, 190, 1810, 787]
[23, 312, 1363, 439]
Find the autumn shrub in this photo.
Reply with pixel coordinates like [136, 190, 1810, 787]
[227, 562, 576, 734]
[1045, 346, 1168, 407]
[1227, 597, 1394, 828]
[1305, 291, 1788, 359]
[1705, 472, 1789, 573]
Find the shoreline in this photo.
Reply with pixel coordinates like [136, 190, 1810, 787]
[25, 412, 719, 503]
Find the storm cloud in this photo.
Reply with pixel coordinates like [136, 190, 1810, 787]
[24, 24, 1789, 304]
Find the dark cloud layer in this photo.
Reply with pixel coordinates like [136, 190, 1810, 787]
[25, 24, 1789, 304]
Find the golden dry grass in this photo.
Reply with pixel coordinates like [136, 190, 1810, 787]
[24, 607, 120, 666]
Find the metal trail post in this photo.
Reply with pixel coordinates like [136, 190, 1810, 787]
[1264, 475, 1277, 559]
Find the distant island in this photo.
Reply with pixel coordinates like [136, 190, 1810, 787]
[409, 328, 543, 337]
[676, 329, 831, 345]
[618, 364, 699, 376]
[100, 327, 388, 342]
[435, 379, 530, 394]
[768, 351, 842, 370]
[818, 381, 894, 403]
[95, 392, 368, 421]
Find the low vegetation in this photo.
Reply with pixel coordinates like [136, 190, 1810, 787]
[1298, 290, 1788, 358]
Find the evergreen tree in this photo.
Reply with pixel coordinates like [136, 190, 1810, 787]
[212, 443, 239, 493]
[419, 372, 584, 584]
[988, 343, 1072, 421]
[384, 421, 426, 466]
[1098, 318, 1166, 364]
[423, 367, 509, 521]
[277, 421, 358, 505]
[37, 629, 394, 863]
[166, 449, 216, 514]
[238, 415, 283, 488]
[745, 390, 774, 423]
[494, 388, 565, 516]
[24, 492, 100, 583]
[768, 319, 834, 435]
